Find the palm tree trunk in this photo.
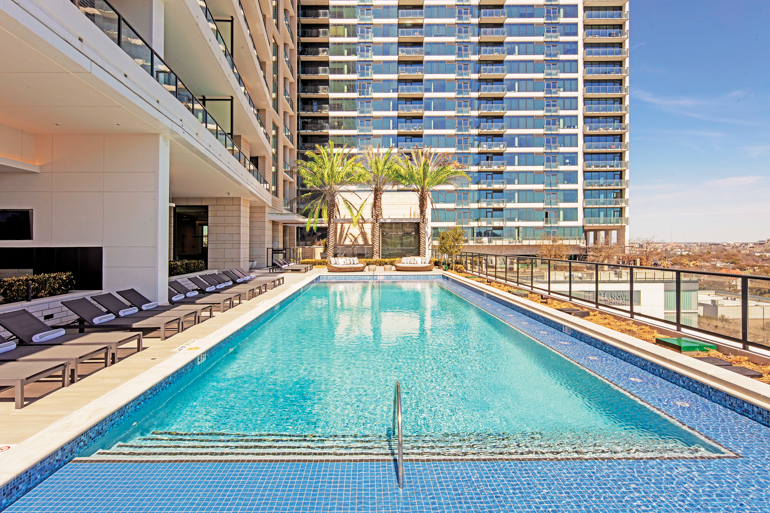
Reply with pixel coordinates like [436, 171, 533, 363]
[418, 191, 427, 257]
[372, 188, 382, 260]
[327, 197, 336, 258]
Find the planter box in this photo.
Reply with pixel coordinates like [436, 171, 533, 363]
[384, 265, 394, 272]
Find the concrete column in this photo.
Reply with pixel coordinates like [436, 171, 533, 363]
[249, 204, 270, 268]
[207, 197, 250, 270]
[272, 222, 282, 248]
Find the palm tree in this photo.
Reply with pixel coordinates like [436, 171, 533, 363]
[295, 143, 366, 258]
[395, 147, 469, 257]
[361, 147, 401, 260]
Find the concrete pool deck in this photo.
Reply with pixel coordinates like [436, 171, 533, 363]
[3, 269, 770, 511]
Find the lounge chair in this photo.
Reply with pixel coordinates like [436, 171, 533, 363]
[272, 259, 311, 273]
[0, 309, 143, 363]
[61, 298, 182, 341]
[113, 289, 213, 324]
[168, 280, 238, 312]
[92, 293, 211, 326]
[200, 274, 261, 300]
[0, 359, 70, 408]
[394, 257, 434, 272]
[187, 276, 247, 304]
[327, 257, 366, 273]
[0, 334, 110, 384]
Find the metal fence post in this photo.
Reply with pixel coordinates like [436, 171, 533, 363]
[504, 256, 508, 283]
[530, 259, 534, 291]
[742, 276, 749, 349]
[547, 259, 551, 295]
[494, 255, 497, 281]
[516, 257, 520, 284]
[594, 263, 600, 308]
[675, 271, 682, 331]
[568, 261, 572, 300]
[629, 268, 635, 319]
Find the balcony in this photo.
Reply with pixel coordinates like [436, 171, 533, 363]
[398, 142, 424, 150]
[584, 48, 628, 60]
[584, 67, 628, 78]
[478, 199, 507, 208]
[479, 142, 507, 152]
[584, 180, 629, 188]
[544, 198, 560, 207]
[545, 50, 560, 59]
[455, 199, 471, 207]
[299, 104, 329, 114]
[299, 122, 329, 133]
[544, 143, 560, 151]
[584, 142, 628, 152]
[299, 85, 329, 95]
[299, 9, 329, 22]
[584, 104, 628, 114]
[398, 104, 424, 115]
[479, 122, 506, 133]
[480, 0, 505, 6]
[544, 32, 560, 42]
[545, 162, 560, 170]
[544, 106, 560, 115]
[584, 0, 628, 5]
[398, 47, 424, 60]
[584, 217, 629, 226]
[544, 68, 560, 78]
[479, 161, 506, 170]
[398, 28, 424, 41]
[479, 28, 507, 42]
[479, 84, 507, 96]
[544, 178, 560, 189]
[584, 29, 629, 42]
[583, 198, 628, 207]
[398, 9, 425, 22]
[299, 47, 329, 60]
[584, 86, 629, 97]
[283, 90, 294, 112]
[544, 218, 560, 226]
[478, 46, 507, 60]
[299, 66, 329, 78]
[478, 104, 506, 116]
[584, 161, 628, 171]
[584, 123, 629, 134]
[398, 65, 424, 78]
[479, 8, 506, 22]
[283, 126, 294, 145]
[585, 10, 629, 23]
[478, 180, 507, 189]
[398, 84, 424, 97]
[479, 65, 507, 78]
[298, 28, 329, 41]
[397, 123, 424, 133]
[544, 125, 560, 133]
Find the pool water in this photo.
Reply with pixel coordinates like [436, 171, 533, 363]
[85, 282, 726, 460]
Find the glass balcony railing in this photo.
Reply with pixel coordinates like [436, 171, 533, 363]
[584, 217, 628, 226]
[545, 50, 560, 59]
[479, 180, 507, 188]
[544, 178, 560, 188]
[479, 28, 507, 38]
[585, 11, 629, 20]
[479, 47, 507, 57]
[545, 162, 560, 170]
[398, 104, 424, 113]
[456, 143, 471, 151]
[544, 106, 560, 114]
[584, 104, 628, 114]
[544, 198, 560, 207]
[545, 87, 560, 96]
[299, 85, 329, 94]
[479, 104, 506, 113]
[283, 90, 293, 110]
[584, 142, 629, 151]
[584, 161, 628, 170]
[584, 29, 628, 39]
[358, 125, 373, 134]
[479, 161, 506, 170]
[299, 10, 329, 18]
[300, 122, 329, 132]
[300, 67, 329, 75]
[237, 0, 268, 95]
[72, 0, 270, 191]
[480, 84, 507, 94]
[544, 143, 560, 151]
[398, 142, 424, 149]
[480, 65, 507, 74]
[480, 9, 506, 18]
[398, 9, 425, 17]
[283, 126, 293, 143]
[284, 53, 294, 76]
[284, 15, 294, 39]
[299, 104, 329, 113]
[584, 180, 629, 188]
[584, 67, 628, 76]
[399, 28, 424, 38]
[585, 48, 628, 58]
[544, 125, 560, 133]
[456, 106, 471, 115]
[359, 49, 373, 59]
[479, 122, 506, 131]
[584, 86, 628, 95]
[398, 47, 424, 57]
[478, 199, 507, 208]
[398, 123, 424, 131]
[398, 84, 424, 94]
[584, 123, 629, 132]
[479, 142, 507, 151]
[300, 47, 329, 56]
[398, 66, 424, 75]
[583, 198, 628, 207]
[299, 28, 329, 38]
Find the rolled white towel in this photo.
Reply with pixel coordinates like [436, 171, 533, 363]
[215, 284, 226, 289]
[224, 281, 233, 286]
[31, 328, 66, 343]
[141, 302, 158, 311]
[119, 307, 139, 317]
[235, 278, 244, 283]
[171, 294, 185, 302]
[205, 286, 216, 293]
[0, 340, 17, 354]
[186, 291, 199, 297]
[93, 314, 116, 325]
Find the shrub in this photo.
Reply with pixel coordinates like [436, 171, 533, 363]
[300, 258, 402, 267]
[169, 260, 206, 277]
[0, 272, 75, 303]
[455, 264, 465, 274]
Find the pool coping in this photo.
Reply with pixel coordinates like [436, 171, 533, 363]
[2, 270, 770, 510]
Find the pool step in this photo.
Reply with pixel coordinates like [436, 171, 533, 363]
[77, 430, 715, 461]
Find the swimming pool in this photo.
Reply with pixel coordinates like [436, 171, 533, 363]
[82, 281, 727, 461]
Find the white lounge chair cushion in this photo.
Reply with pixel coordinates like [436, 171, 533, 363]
[141, 302, 158, 311]
[31, 328, 66, 343]
[205, 286, 216, 293]
[171, 294, 185, 302]
[119, 307, 139, 317]
[0, 340, 17, 354]
[186, 291, 199, 297]
[93, 314, 116, 324]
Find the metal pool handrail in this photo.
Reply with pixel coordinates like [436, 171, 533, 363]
[393, 381, 404, 490]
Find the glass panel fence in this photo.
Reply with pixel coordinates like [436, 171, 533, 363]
[120, 20, 151, 74]
[570, 263, 595, 301]
[598, 265, 631, 312]
[747, 278, 770, 348]
[632, 269, 674, 324]
[533, 258, 549, 292]
[518, 258, 533, 287]
[682, 272, 741, 340]
[550, 260, 569, 297]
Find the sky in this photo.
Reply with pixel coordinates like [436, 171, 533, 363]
[629, 0, 770, 242]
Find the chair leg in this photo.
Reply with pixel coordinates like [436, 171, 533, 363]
[15, 382, 24, 409]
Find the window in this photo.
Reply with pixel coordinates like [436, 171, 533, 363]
[0, 210, 32, 240]
[358, 100, 372, 114]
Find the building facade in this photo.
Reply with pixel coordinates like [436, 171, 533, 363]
[297, 0, 629, 253]
[0, 0, 301, 302]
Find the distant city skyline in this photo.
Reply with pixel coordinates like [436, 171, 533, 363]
[631, 0, 770, 243]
